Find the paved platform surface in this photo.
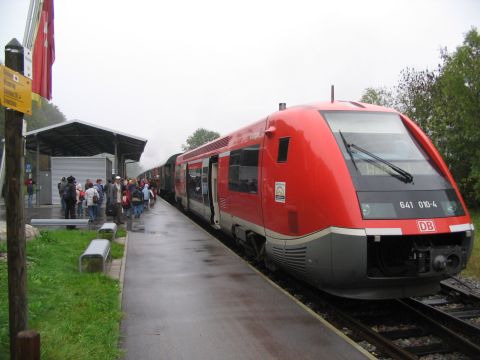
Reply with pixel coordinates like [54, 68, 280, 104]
[120, 200, 372, 360]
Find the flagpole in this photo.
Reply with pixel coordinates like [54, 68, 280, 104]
[23, 0, 43, 50]
[22, 0, 35, 47]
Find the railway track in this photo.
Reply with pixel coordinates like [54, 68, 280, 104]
[184, 210, 480, 359]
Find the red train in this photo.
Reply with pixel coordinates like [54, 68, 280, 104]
[159, 101, 474, 299]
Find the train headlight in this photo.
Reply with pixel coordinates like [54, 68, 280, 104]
[359, 202, 396, 219]
[361, 203, 371, 217]
[441, 201, 458, 216]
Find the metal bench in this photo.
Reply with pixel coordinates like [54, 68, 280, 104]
[79, 239, 111, 273]
[31, 219, 91, 229]
[97, 222, 117, 241]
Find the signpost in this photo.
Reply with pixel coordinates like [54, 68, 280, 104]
[0, 64, 32, 115]
[3, 38, 29, 360]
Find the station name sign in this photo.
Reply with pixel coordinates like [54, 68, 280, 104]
[0, 64, 32, 115]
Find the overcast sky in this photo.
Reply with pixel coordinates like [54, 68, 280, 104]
[1, 0, 479, 170]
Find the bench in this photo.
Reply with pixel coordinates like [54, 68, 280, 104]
[31, 219, 91, 229]
[79, 239, 111, 273]
[97, 222, 117, 241]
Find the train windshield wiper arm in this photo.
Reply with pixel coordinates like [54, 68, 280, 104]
[339, 130, 358, 170]
[348, 143, 414, 183]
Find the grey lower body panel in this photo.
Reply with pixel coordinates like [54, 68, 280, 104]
[266, 230, 468, 299]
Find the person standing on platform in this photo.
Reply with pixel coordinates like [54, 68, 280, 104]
[108, 176, 124, 225]
[58, 176, 67, 211]
[142, 183, 150, 210]
[104, 178, 112, 214]
[64, 176, 77, 228]
[85, 182, 99, 222]
[26, 179, 34, 208]
[94, 179, 104, 210]
[76, 184, 85, 218]
[131, 185, 143, 219]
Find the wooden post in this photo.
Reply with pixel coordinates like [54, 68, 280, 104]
[5, 38, 28, 360]
[16, 331, 40, 360]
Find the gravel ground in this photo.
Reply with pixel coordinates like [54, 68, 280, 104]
[445, 275, 480, 295]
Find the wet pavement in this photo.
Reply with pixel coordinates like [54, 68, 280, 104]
[0, 203, 115, 231]
[119, 200, 371, 360]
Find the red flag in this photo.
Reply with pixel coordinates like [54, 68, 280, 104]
[32, 0, 55, 100]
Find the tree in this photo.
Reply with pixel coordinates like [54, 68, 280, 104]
[359, 28, 480, 207]
[431, 28, 480, 205]
[182, 128, 220, 151]
[0, 97, 66, 138]
[360, 87, 397, 108]
[1, 98, 66, 179]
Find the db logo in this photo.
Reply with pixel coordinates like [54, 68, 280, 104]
[417, 219, 436, 232]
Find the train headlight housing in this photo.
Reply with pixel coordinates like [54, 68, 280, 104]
[361, 203, 371, 217]
[359, 202, 396, 219]
[441, 201, 459, 216]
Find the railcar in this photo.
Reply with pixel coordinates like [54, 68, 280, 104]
[157, 153, 182, 200]
[138, 153, 182, 201]
[174, 101, 474, 299]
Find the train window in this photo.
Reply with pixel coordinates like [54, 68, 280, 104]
[228, 144, 260, 194]
[202, 166, 209, 204]
[187, 167, 202, 202]
[277, 137, 290, 162]
[175, 166, 181, 183]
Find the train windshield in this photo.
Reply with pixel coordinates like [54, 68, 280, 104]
[325, 111, 438, 178]
[322, 111, 464, 219]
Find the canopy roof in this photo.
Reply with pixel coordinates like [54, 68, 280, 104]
[25, 120, 147, 162]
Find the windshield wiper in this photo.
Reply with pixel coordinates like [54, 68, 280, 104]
[348, 143, 414, 183]
[339, 130, 358, 170]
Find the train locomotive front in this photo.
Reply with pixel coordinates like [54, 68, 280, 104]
[174, 101, 474, 300]
[262, 103, 474, 299]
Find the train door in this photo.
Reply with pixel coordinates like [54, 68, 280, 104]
[201, 158, 211, 221]
[210, 156, 221, 228]
[180, 163, 188, 209]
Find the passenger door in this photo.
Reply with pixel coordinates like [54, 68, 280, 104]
[210, 158, 221, 228]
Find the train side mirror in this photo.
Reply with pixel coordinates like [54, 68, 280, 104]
[265, 126, 276, 137]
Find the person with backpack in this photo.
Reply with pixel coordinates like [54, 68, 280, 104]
[76, 184, 85, 218]
[94, 179, 104, 209]
[63, 176, 77, 228]
[131, 185, 144, 219]
[85, 182, 99, 222]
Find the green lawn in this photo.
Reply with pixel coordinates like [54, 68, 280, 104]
[462, 210, 480, 279]
[0, 230, 124, 359]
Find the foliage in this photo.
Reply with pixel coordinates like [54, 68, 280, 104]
[0, 230, 123, 359]
[182, 128, 220, 151]
[462, 210, 480, 279]
[0, 97, 66, 139]
[359, 87, 397, 108]
[360, 28, 480, 208]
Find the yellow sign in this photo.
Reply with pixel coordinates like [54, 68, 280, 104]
[0, 64, 32, 115]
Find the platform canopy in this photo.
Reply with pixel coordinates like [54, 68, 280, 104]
[24, 119, 147, 177]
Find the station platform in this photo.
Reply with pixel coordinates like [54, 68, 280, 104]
[120, 200, 373, 359]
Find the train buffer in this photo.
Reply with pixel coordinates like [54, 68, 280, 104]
[79, 239, 111, 273]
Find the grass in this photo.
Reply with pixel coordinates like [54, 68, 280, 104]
[462, 210, 480, 279]
[0, 230, 124, 359]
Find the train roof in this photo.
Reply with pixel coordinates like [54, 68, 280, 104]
[298, 100, 396, 112]
[177, 101, 397, 163]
